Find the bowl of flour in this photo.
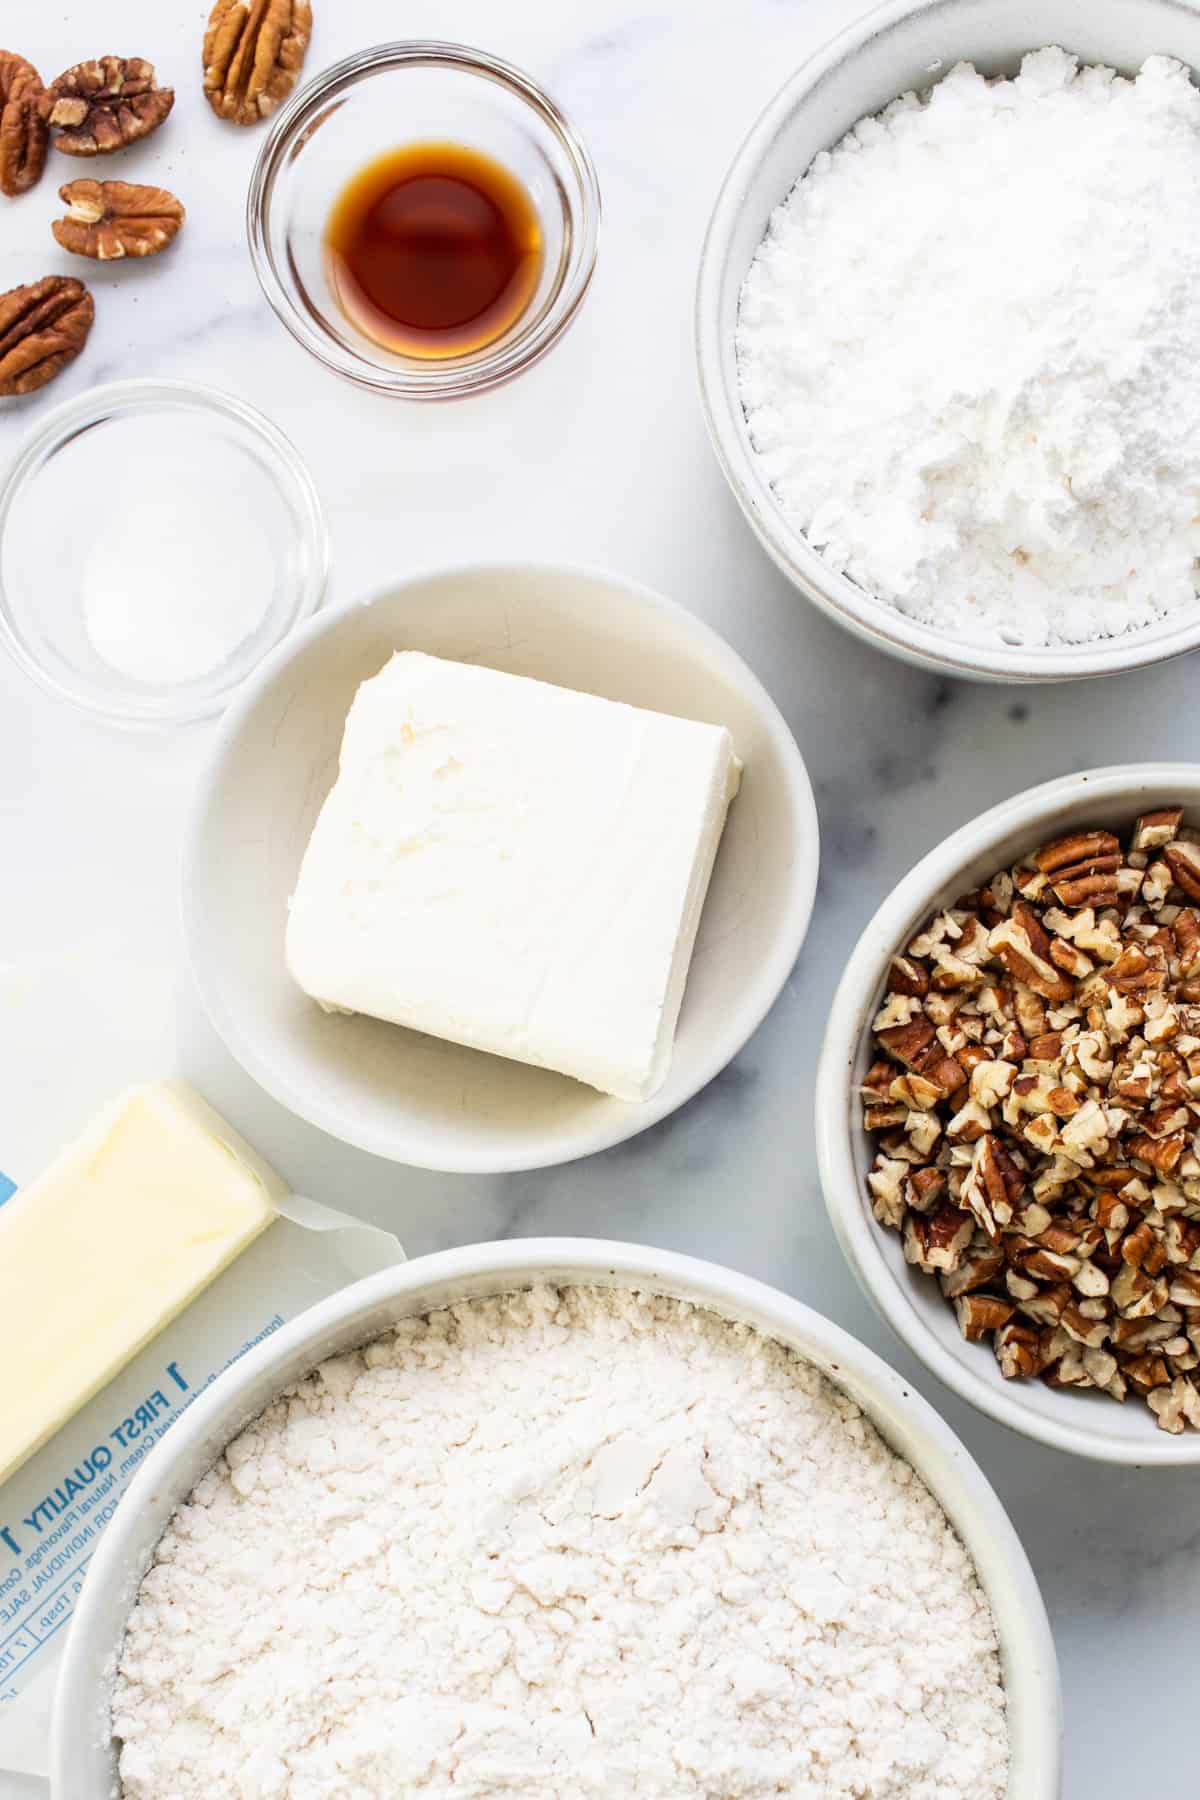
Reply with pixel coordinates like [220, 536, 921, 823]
[697, 0, 1200, 682]
[52, 1240, 1060, 1798]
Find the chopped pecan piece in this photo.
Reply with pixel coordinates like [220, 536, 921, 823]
[940, 1246, 1005, 1299]
[969, 1133, 1023, 1224]
[876, 1016, 935, 1069]
[52, 179, 185, 259]
[1017, 1281, 1072, 1327]
[1123, 1353, 1171, 1393]
[1127, 1131, 1186, 1176]
[903, 1206, 973, 1274]
[1021, 1245, 1081, 1283]
[861, 1061, 895, 1104]
[1034, 831, 1120, 876]
[1120, 1219, 1164, 1272]
[44, 57, 173, 155]
[907, 1166, 947, 1213]
[989, 905, 1074, 1002]
[1168, 1270, 1200, 1309]
[1164, 840, 1200, 903]
[0, 50, 47, 196]
[1164, 1216, 1200, 1266]
[954, 1293, 1014, 1341]
[994, 1319, 1050, 1379]
[887, 954, 928, 997]
[0, 275, 93, 396]
[1093, 1190, 1131, 1235]
[1175, 908, 1200, 975]
[867, 1158, 909, 1230]
[1112, 1263, 1168, 1320]
[1103, 945, 1166, 995]
[204, 0, 313, 126]
[1132, 809, 1183, 852]
[1049, 854, 1123, 910]
[1148, 1376, 1200, 1434]
[864, 1103, 906, 1131]
[1048, 938, 1093, 979]
[1111, 1314, 1176, 1351]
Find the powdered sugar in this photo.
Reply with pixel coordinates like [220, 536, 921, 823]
[112, 1286, 1007, 1798]
[737, 49, 1200, 648]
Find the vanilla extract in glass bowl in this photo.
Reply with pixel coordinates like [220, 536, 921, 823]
[247, 42, 601, 400]
[325, 141, 543, 360]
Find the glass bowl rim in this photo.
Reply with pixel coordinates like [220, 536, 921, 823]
[245, 39, 602, 401]
[0, 377, 330, 728]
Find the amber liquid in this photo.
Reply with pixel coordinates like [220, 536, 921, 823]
[324, 142, 543, 361]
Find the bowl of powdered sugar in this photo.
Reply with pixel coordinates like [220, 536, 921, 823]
[53, 1241, 1061, 1797]
[697, 0, 1200, 681]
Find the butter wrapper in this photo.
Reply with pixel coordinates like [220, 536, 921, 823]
[0, 945, 406, 1780]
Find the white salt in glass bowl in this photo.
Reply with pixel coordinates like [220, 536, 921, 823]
[51, 1239, 1062, 1798]
[0, 380, 327, 726]
[696, 0, 1200, 683]
[183, 562, 818, 1173]
[817, 763, 1200, 1465]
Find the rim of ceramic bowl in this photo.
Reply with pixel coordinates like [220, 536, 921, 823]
[695, 0, 1200, 683]
[51, 1239, 1061, 1799]
[816, 761, 1200, 1464]
[246, 41, 601, 400]
[181, 559, 820, 1172]
[0, 378, 329, 727]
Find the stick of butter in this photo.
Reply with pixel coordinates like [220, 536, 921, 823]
[0, 1083, 284, 1486]
[286, 652, 742, 1103]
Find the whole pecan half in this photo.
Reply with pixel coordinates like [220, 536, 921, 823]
[0, 276, 93, 396]
[43, 57, 174, 156]
[53, 179, 185, 259]
[203, 0, 312, 126]
[0, 50, 47, 195]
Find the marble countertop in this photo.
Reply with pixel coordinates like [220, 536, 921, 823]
[2, 0, 1196, 1794]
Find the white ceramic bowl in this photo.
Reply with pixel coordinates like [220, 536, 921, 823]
[184, 562, 818, 1172]
[817, 763, 1200, 1465]
[52, 1239, 1061, 1798]
[696, 0, 1200, 683]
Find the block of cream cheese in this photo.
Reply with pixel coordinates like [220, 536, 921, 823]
[286, 652, 742, 1101]
[0, 1083, 283, 1486]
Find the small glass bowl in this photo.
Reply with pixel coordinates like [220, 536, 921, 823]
[0, 381, 328, 728]
[247, 42, 601, 400]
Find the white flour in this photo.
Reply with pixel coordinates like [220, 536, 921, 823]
[113, 1286, 1007, 1798]
[737, 50, 1200, 647]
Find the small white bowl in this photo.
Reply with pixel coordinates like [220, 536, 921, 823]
[184, 562, 818, 1172]
[817, 763, 1200, 1465]
[51, 1239, 1061, 1798]
[696, 0, 1200, 683]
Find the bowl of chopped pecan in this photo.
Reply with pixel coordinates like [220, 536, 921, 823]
[816, 765, 1200, 1462]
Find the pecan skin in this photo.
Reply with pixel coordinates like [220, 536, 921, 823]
[1164, 840, 1200, 902]
[1034, 831, 1120, 875]
[0, 50, 47, 196]
[52, 179, 185, 260]
[43, 57, 173, 156]
[0, 275, 93, 396]
[203, 0, 313, 126]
